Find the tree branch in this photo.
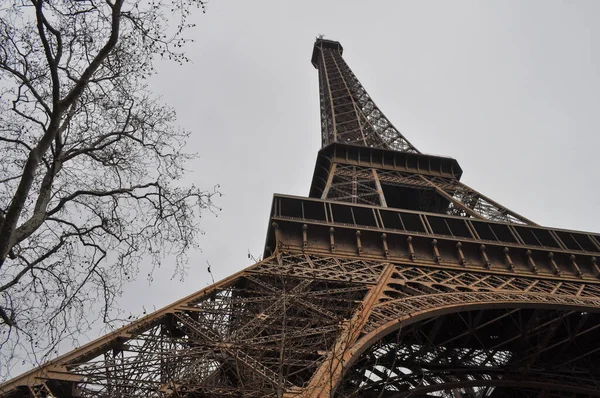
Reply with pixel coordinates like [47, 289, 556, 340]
[59, 0, 123, 108]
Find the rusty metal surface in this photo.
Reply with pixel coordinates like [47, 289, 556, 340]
[4, 248, 600, 397]
[3, 38, 599, 398]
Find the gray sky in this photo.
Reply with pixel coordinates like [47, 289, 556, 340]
[117, 0, 600, 327]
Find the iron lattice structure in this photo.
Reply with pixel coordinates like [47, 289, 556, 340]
[3, 38, 600, 398]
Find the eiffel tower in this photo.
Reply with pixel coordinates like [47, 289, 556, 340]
[3, 38, 600, 398]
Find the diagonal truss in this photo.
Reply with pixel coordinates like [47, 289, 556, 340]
[0, 252, 375, 397]
[3, 38, 599, 398]
[313, 39, 419, 153]
[4, 248, 600, 397]
[320, 164, 535, 225]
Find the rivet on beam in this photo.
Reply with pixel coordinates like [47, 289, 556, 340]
[407, 236, 415, 261]
[526, 250, 538, 274]
[355, 230, 362, 255]
[329, 227, 335, 252]
[569, 254, 583, 278]
[381, 233, 389, 258]
[592, 257, 600, 278]
[503, 247, 515, 272]
[431, 239, 441, 263]
[456, 242, 467, 266]
[548, 252, 561, 276]
[480, 245, 491, 269]
[302, 224, 308, 250]
[272, 222, 280, 248]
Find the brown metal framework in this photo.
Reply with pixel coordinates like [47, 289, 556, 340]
[312, 40, 419, 153]
[2, 38, 599, 398]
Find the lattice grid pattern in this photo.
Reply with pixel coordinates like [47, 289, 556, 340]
[3, 38, 598, 398]
[315, 42, 419, 153]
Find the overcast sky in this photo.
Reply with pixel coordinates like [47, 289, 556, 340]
[108, 0, 600, 334]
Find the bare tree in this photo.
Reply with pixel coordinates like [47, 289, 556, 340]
[0, 0, 216, 378]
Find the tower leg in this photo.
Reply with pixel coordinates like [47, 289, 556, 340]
[294, 264, 395, 398]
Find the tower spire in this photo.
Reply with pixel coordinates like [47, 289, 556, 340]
[309, 39, 534, 225]
[312, 38, 419, 153]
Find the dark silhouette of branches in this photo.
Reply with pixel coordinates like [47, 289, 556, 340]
[0, 0, 215, 379]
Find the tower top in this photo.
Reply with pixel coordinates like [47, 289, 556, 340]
[311, 38, 419, 153]
[311, 38, 343, 68]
